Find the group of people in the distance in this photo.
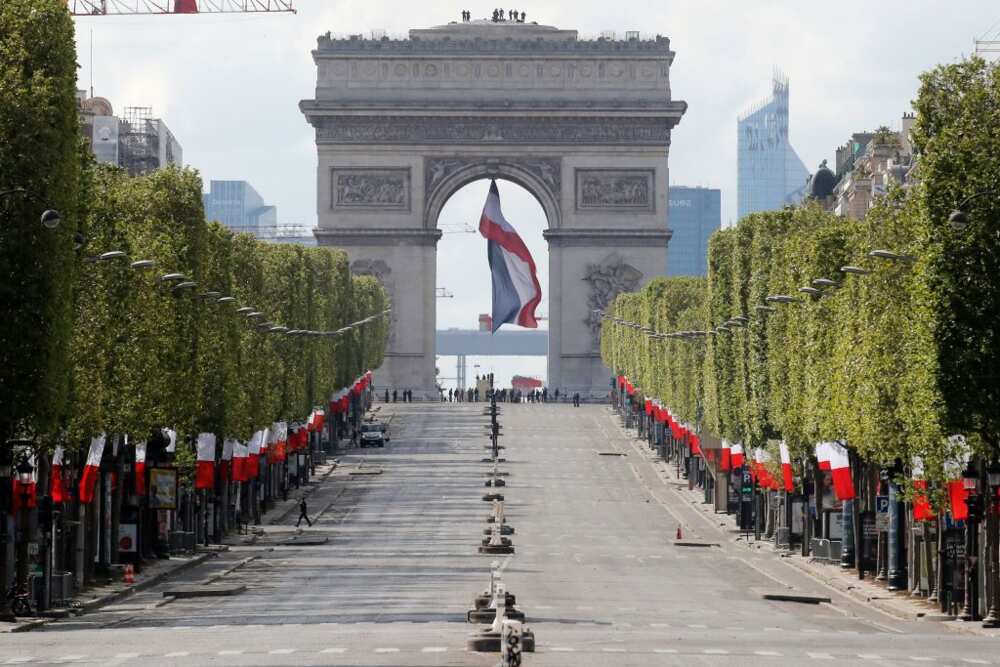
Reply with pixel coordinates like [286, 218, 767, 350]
[459, 9, 527, 23]
[384, 388, 414, 403]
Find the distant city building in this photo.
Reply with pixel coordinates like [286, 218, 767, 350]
[77, 91, 182, 175]
[666, 186, 721, 277]
[805, 112, 916, 219]
[737, 72, 809, 220]
[202, 180, 277, 236]
[202, 180, 315, 245]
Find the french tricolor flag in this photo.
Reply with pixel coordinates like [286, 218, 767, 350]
[779, 441, 794, 492]
[479, 181, 542, 332]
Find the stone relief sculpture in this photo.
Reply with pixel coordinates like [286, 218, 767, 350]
[350, 259, 397, 347]
[576, 169, 653, 210]
[583, 254, 643, 346]
[424, 156, 561, 196]
[332, 169, 409, 209]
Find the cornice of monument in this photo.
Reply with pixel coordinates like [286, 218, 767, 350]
[300, 99, 687, 115]
[314, 22, 675, 60]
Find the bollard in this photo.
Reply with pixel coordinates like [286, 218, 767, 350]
[676, 525, 683, 540]
[471, 566, 517, 614]
[480, 521, 514, 554]
[484, 500, 514, 535]
[466, 579, 535, 652]
[501, 619, 523, 667]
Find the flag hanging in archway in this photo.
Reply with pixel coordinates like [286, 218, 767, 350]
[478, 180, 542, 332]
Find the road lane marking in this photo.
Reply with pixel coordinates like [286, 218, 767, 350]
[55, 657, 85, 663]
[421, 648, 447, 653]
[654, 648, 677, 654]
[687, 624, 707, 629]
[807, 653, 834, 660]
[269, 649, 295, 655]
[858, 655, 883, 661]
[218, 650, 243, 656]
[909, 658, 934, 662]
[755, 651, 782, 656]
[164, 652, 189, 658]
[962, 660, 989, 665]
[320, 648, 346, 654]
[5, 659, 35, 665]
[704, 649, 728, 654]
[550, 647, 574, 652]
[114, 653, 140, 659]
[375, 648, 400, 653]
[601, 647, 627, 652]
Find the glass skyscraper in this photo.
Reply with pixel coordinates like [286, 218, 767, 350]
[666, 186, 721, 277]
[202, 180, 277, 236]
[737, 72, 809, 220]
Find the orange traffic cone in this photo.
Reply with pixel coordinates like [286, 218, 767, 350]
[675, 525, 683, 540]
[123, 564, 135, 584]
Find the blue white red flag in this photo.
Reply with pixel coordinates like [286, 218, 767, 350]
[478, 181, 542, 333]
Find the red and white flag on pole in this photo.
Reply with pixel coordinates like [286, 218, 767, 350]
[828, 440, 855, 500]
[221, 438, 236, 481]
[79, 433, 106, 504]
[248, 429, 265, 479]
[135, 440, 147, 496]
[232, 441, 249, 482]
[779, 441, 794, 492]
[730, 442, 744, 468]
[815, 442, 832, 471]
[195, 433, 216, 490]
[51, 446, 68, 504]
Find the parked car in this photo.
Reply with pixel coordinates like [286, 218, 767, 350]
[360, 421, 388, 447]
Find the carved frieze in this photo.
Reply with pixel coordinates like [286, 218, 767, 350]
[331, 168, 410, 211]
[424, 157, 561, 195]
[314, 116, 671, 146]
[575, 168, 654, 211]
[582, 253, 643, 347]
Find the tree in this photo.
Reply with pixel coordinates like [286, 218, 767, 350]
[0, 0, 81, 440]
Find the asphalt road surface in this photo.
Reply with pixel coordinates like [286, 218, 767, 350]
[5, 403, 998, 665]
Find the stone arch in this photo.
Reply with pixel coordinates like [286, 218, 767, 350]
[423, 158, 562, 231]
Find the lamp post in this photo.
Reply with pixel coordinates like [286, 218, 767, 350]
[960, 465, 982, 621]
[14, 457, 34, 601]
[983, 462, 1000, 627]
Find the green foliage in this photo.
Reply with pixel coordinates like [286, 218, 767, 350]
[0, 0, 81, 439]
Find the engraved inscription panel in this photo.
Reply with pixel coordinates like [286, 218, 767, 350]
[331, 168, 410, 211]
[575, 169, 654, 211]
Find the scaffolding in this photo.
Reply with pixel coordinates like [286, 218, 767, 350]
[119, 106, 160, 175]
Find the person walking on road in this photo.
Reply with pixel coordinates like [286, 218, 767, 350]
[296, 497, 312, 527]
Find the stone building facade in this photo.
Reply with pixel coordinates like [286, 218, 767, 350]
[301, 20, 686, 396]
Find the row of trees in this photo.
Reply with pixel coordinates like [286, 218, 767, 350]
[601, 56, 1000, 496]
[1, 0, 389, 460]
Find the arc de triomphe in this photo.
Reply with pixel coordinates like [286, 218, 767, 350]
[301, 20, 686, 396]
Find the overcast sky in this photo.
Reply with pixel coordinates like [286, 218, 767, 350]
[73, 1, 995, 334]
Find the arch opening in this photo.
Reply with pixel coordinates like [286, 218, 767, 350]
[434, 178, 549, 394]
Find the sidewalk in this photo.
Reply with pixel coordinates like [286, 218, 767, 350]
[617, 420, 1000, 639]
[1, 459, 341, 634]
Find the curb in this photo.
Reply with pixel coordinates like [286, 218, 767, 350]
[6, 548, 222, 633]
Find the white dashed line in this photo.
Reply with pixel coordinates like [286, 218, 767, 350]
[55, 657, 85, 663]
[704, 649, 728, 655]
[755, 651, 782, 656]
[550, 647, 574, 652]
[807, 653, 834, 660]
[5, 659, 35, 665]
[962, 660, 989, 665]
[651, 622, 670, 628]
[688, 624, 707, 629]
[421, 647, 447, 653]
[164, 652, 189, 658]
[654, 648, 678, 654]
[320, 648, 346, 654]
[909, 658, 934, 663]
[858, 655, 883, 661]
[218, 650, 243, 656]
[375, 648, 400, 654]
[269, 649, 295, 655]
[114, 654, 140, 659]
[601, 647, 627, 653]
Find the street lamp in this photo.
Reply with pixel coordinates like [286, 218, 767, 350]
[984, 462, 1000, 627]
[0, 188, 61, 229]
[130, 259, 155, 271]
[840, 265, 871, 276]
[765, 295, 800, 304]
[811, 278, 838, 288]
[960, 465, 982, 621]
[948, 189, 999, 231]
[868, 249, 916, 263]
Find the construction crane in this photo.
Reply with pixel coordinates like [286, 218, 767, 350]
[67, 0, 295, 16]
